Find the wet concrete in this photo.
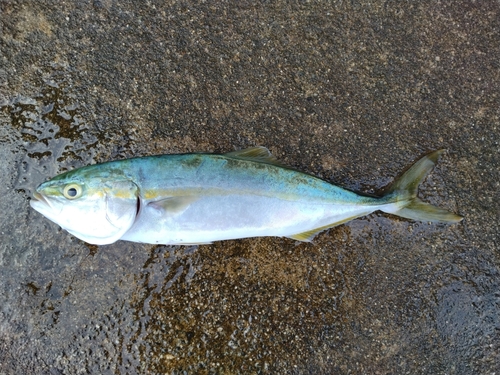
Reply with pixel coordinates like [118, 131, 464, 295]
[0, 1, 499, 374]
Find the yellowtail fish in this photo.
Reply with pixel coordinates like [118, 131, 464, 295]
[30, 147, 462, 245]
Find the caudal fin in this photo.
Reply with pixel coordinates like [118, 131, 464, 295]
[382, 150, 463, 223]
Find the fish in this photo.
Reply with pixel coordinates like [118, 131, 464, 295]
[30, 147, 462, 245]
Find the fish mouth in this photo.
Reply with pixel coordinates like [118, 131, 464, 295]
[30, 191, 53, 214]
[32, 192, 47, 204]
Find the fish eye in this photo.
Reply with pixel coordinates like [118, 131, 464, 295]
[63, 183, 83, 200]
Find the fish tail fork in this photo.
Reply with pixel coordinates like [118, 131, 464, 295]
[381, 150, 463, 223]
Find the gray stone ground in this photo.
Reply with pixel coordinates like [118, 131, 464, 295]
[0, 1, 499, 374]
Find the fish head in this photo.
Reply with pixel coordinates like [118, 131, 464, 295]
[30, 165, 139, 245]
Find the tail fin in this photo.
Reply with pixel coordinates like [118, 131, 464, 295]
[382, 150, 463, 223]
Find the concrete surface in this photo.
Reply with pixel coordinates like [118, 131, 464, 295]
[0, 1, 498, 374]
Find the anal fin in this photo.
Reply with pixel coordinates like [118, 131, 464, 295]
[288, 227, 328, 242]
[225, 146, 286, 167]
[288, 214, 363, 242]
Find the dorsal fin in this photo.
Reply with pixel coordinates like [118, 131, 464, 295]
[224, 147, 286, 167]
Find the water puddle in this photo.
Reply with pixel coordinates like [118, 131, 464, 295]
[119, 239, 351, 373]
[32, 245, 201, 374]
[1, 77, 98, 195]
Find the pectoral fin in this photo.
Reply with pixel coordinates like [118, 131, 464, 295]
[147, 196, 198, 216]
